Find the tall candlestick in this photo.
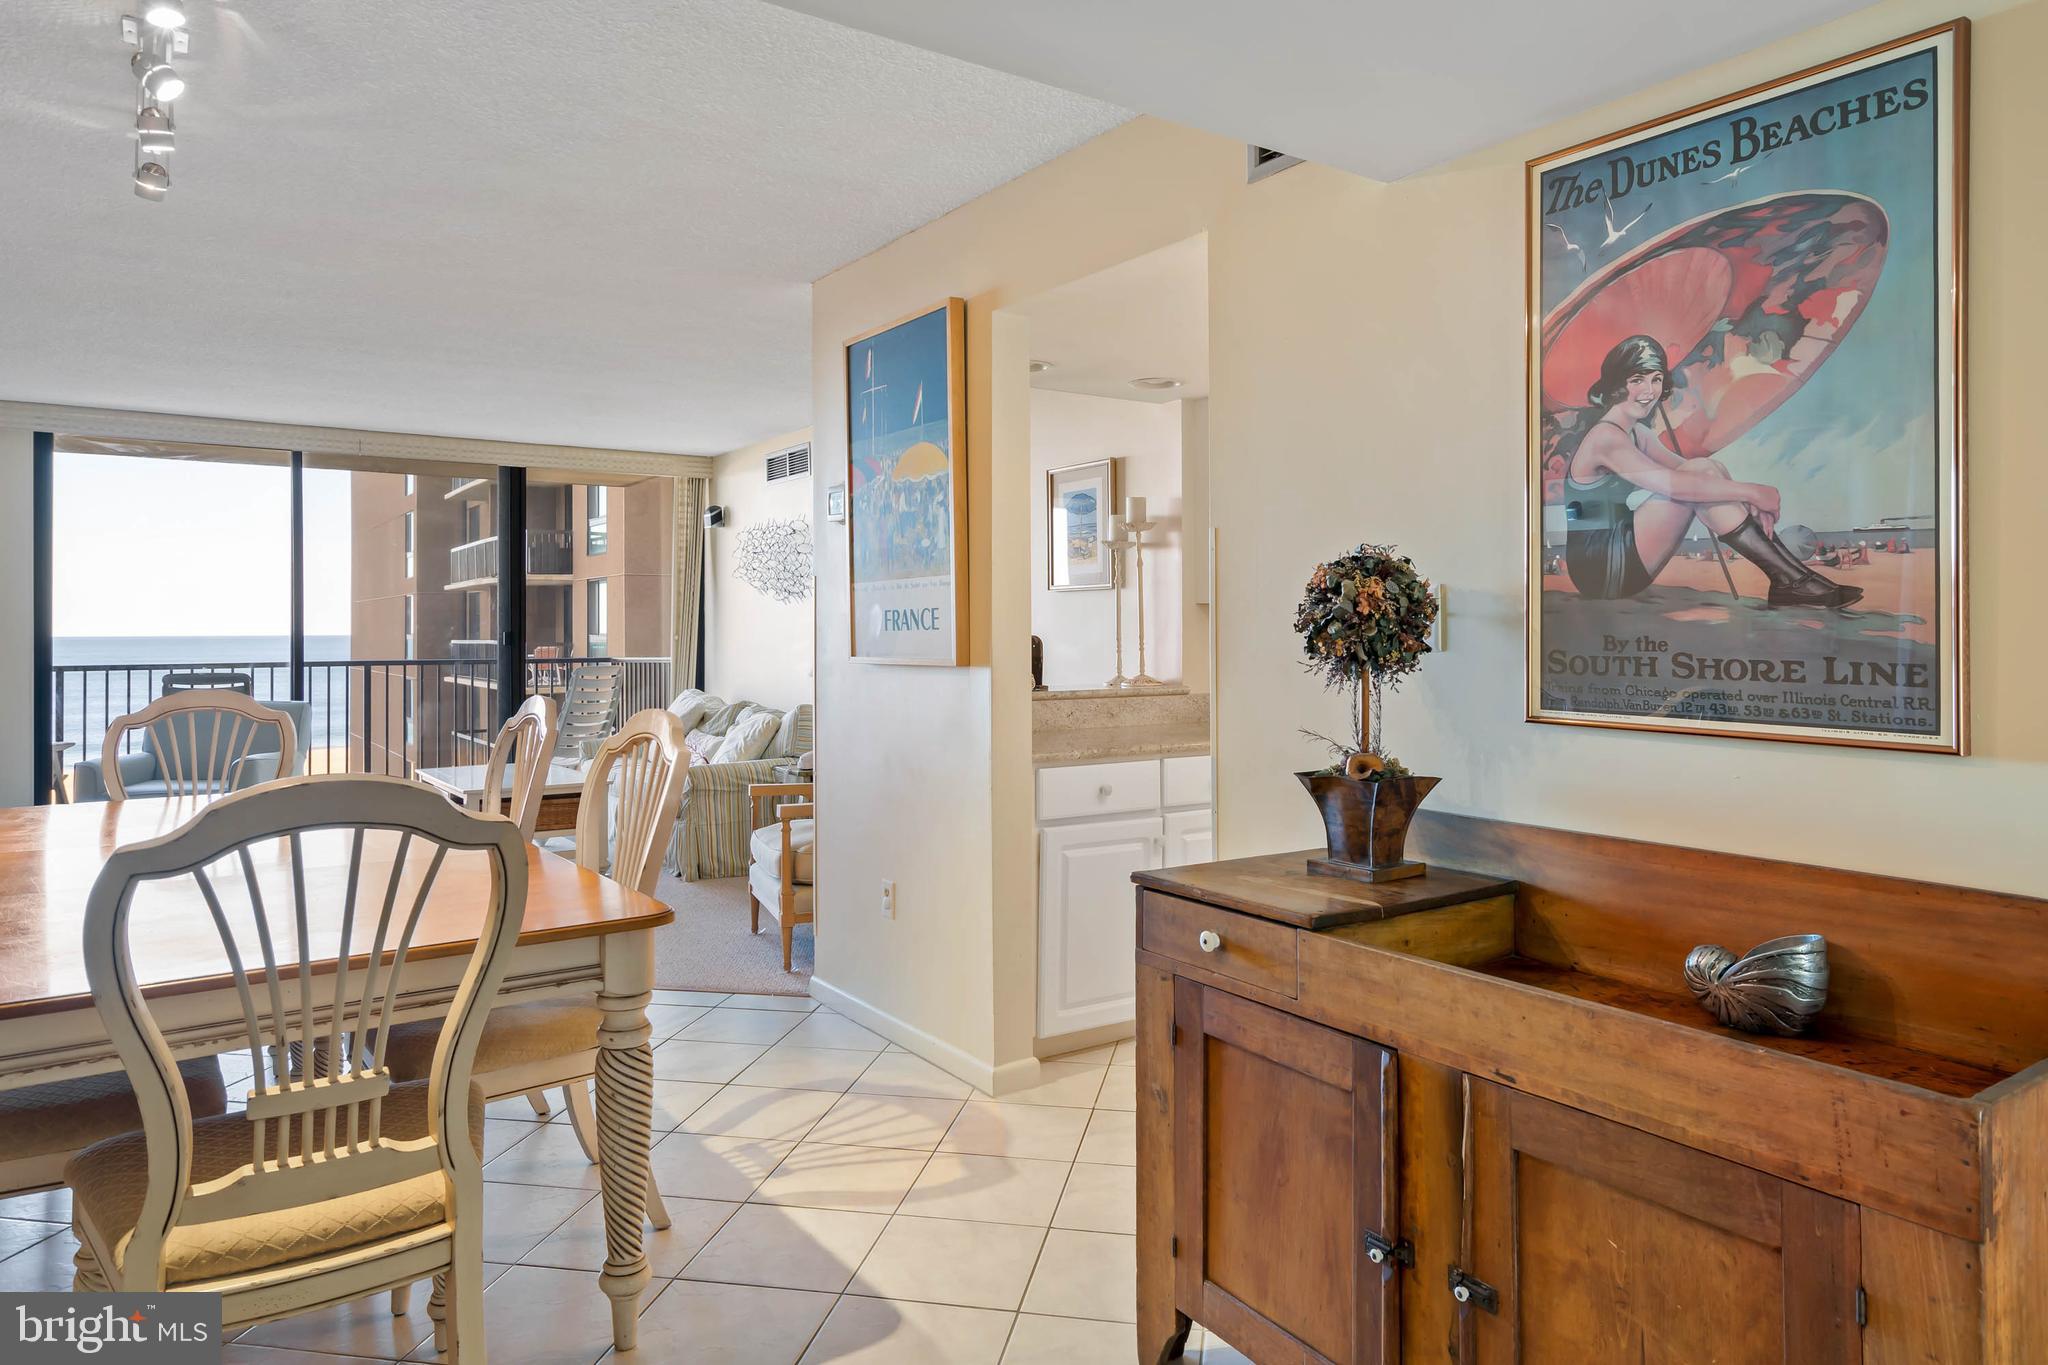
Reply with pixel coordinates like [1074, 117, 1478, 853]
[1124, 506, 1162, 689]
[1103, 519, 1130, 689]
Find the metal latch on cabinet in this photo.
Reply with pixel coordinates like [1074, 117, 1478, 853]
[1362, 1232, 1413, 1269]
[1449, 1267, 1499, 1314]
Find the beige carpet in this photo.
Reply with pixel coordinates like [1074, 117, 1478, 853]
[650, 871, 813, 996]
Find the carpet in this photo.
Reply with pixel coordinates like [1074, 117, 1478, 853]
[650, 871, 813, 996]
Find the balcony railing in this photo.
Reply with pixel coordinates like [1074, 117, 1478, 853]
[446, 529, 575, 586]
[51, 654, 674, 788]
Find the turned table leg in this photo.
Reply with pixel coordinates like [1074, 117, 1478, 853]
[594, 931, 657, 1352]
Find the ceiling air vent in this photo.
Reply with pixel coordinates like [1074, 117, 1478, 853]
[1247, 145, 1303, 184]
[766, 444, 811, 483]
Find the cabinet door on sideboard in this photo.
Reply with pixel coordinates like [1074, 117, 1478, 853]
[1173, 979, 1398, 1365]
[1462, 1081, 1861, 1365]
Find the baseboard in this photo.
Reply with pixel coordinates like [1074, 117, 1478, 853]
[807, 975, 1042, 1098]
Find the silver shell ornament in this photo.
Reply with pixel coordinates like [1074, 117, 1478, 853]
[1683, 934, 1829, 1036]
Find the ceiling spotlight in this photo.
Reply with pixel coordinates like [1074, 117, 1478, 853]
[139, 62, 185, 102]
[1028, 360, 1055, 374]
[1129, 377, 1184, 391]
[135, 104, 174, 153]
[143, 2, 187, 28]
[133, 160, 170, 200]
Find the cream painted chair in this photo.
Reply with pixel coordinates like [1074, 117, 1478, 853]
[483, 695, 558, 840]
[747, 779, 814, 972]
[97, 690, 301, 800]
[66, 775, 527, 1362]
[382, 708, 688, 1278]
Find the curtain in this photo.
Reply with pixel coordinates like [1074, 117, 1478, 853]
[672, 475, 706, 698]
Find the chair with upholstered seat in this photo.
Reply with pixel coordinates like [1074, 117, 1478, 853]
[65, 775, 527, 1361]
[481, 695, 558, 840]
[747, 778, 814, 972]
[0, 1060, 229, 1203]
[381, 708, 688, 1268]
[75, 691, 304, 801]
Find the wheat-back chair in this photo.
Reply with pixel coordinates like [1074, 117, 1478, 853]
[100, 690, 300, 800]
[482, 695, 558, 840]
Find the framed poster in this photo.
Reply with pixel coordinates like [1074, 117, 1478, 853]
[846, 299, 968, 665]
[1047, 459, 1118, 590]
[1526, 21, 1967, 753]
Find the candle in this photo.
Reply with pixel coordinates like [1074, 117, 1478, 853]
[1124, 495, 1146, 526]
[1105, 513, 1123, 544]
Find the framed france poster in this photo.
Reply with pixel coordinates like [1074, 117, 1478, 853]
[846, 298, 969, 665]
[1526, 21, 1968, 753]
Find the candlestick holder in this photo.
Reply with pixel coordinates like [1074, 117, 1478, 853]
[1124, 516, 1164, 689]
[1103, 522, 1132, 689]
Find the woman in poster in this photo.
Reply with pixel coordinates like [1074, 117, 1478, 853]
[1562, 334, 1862, 609]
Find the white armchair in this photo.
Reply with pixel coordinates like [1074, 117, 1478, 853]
[748, 776, 814, 972]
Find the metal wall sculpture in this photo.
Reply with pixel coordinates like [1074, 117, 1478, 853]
[733, 518, 814, 603]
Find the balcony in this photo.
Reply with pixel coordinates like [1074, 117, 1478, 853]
[446, 529, 575, 588]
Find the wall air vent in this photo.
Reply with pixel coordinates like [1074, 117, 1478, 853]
[765, 444, 811, 483]
[1247, 146, 1303, 184]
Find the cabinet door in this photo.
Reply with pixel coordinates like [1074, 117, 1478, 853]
[1462, 1081, 1861, 1365]
[1174, 980, 1398, 1365]
[1038, 816, 1161, 1036]
[1162, 806, 1215, 868]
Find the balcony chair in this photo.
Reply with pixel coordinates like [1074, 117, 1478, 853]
[748, 769, 815, 972]
[66, 776, 527, 1362]
[381, 708, 688, 1303]
[72, 692, 309, 801]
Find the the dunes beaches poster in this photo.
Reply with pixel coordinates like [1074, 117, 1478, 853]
[846, 300, 967, 665]
[1526, 23, 1966, 752]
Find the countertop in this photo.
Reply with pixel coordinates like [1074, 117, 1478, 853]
[1032, 721, 1211, 766]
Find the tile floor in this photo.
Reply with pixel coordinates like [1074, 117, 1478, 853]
[0, 993, 1250, 1364]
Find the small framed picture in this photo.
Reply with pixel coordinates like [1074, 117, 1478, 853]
[826, 482, 847, 524]
[1047, 458, 1117, 591]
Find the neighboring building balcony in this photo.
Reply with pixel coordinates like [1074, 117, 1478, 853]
[446, 529, 575, 588]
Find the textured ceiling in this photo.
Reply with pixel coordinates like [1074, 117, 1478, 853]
[1018, 235, 1208, 404]
[0, 1, 1128, 454]
[767, 0, 1880, 181]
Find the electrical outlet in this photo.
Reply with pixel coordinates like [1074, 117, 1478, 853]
[1432, 586, 1448, 651]
[880, 879, 896, 919]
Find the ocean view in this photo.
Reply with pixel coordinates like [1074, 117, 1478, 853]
[55, 635, 359, 761]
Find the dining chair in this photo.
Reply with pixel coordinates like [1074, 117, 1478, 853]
[66, 775, 528, 1362]
[382, 708, 687, 1269]
[98, 690, 301, 800]
[482, 695, 558, 840]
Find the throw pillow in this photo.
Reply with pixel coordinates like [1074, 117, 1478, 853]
[668, 690, 720, 733]
[698, 701, 751, 737]
[711, 709, 780, 764]
[683, 729, 723, 765]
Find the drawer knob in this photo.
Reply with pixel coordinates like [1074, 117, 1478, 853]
[1097, 784, 1113, 799]
[1197, 929, 1221, 954]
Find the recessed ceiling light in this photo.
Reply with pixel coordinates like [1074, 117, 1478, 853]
[1129, 377, 1183, 391]
[1028, 360, 1055, 374]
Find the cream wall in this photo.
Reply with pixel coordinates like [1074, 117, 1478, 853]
[811, 0, 2047, 1089]
[0, 428, 34, 806]
[1029, 390, 1185, 691]
[705, 428, 816, 710]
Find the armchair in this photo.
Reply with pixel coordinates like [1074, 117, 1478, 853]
[71, 697, 311, 801]
[748, 780, 814, 971]
[671, 700, 813, 880]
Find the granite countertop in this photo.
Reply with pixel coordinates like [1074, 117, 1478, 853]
[1032, 721, 1211, 766]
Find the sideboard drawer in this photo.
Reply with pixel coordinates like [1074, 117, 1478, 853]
[1162, 754, 1213, 808]
[1141, 893, 1298, 997]
[1038, 759, 1162, 822]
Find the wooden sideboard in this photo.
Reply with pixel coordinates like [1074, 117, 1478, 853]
[1134, 811, 2048, 1365]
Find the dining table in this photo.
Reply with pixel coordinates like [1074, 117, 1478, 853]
[0, 794, 674, 1351]
[415, 758, 591, 834]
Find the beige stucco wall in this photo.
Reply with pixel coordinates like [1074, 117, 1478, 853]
[706, 428, 817, 711]
[809, 0, 2047, 1087]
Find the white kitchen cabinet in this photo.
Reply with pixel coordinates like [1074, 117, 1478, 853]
[1035, 754, 1213, 1042]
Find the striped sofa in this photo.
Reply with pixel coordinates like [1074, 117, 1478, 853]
[669, 696, 813, 881]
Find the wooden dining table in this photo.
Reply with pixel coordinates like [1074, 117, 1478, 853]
[0, 795, 674, 1352]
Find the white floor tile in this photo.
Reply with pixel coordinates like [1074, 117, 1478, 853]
[239, 1262, 511, 1359]
[1074, 1109, 1136, 1166]
[1048, 1042, 1117, 1066]
[682, 1085, 843, 1141]
[897, 1153, 1071, 1227]
[612, 1278, 834, 1365]
[483, 1121, 603, 1191]
[677, 1007, 807, 1046]
[481, 1183, 594, 1263]
[681, 1203, 889, 1293]
[1094, 1065, 1137, 1112]
[750, 1142, 932, 1214]
[649, 1132, 799, 1202]
[847, 1214, 1046, 1311]
[0, 1187, 71, 1224]
[1109, 1040, 1138, 1066]
[938, 1102, 1091, 1162]
[482, 1117, 541, 1162]
[1001, 1313, 1138, 1364]
[0, 1218, 59, 1263]
[0, 1223, 77, 1292]
[225, 1345, 398, 1365]
[806, 1094, 964, 1152]
[848, 1052, 975, 1100]
[997, 1063, 1107, 1109]
[652, 989, 732, 1008]
[1053, 1163, 1137, 1235]
[523, 1193, 740, 1278]
[652, 1039, 771, 1084]
[643, 1003, 712, 1038]
[485, 1094, 555, 1123]
[798, 1294, 1014, 1365]
[734, 1046, 879, 1094]
[722, 993, 818, 1013]
[408, 1264, 611, 1365]
[777, 1013, 888, 1051]
[1019, 1229, 1137, 1323]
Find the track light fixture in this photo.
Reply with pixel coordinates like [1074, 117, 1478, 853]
[123, 12, 192, 200]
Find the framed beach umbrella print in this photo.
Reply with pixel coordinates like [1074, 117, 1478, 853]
[846, 299, 969, 665]
[1526, 21, 1968, 752]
